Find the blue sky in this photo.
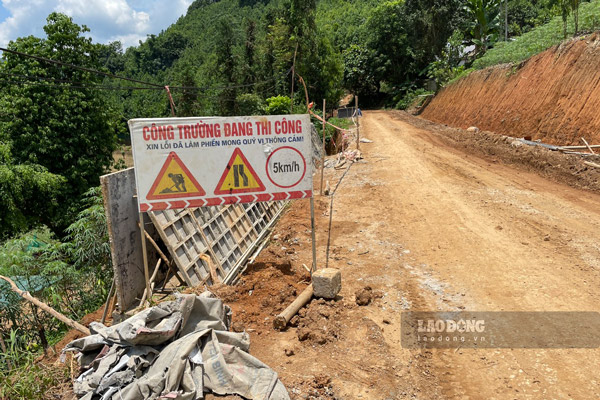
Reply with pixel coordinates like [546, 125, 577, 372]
[0, 4, 9, 21]
[0, 0, 194, 48]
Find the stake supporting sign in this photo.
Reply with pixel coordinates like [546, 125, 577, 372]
[128, 115, 313, 211]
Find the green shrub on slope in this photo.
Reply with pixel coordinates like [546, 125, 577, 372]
[474, 0, 600, 69]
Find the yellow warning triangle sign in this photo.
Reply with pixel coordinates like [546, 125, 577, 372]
[214, 148, 266, 195]
[147, 152, 205, 200]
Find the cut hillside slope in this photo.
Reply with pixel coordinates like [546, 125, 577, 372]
[421, 34, 600, 146]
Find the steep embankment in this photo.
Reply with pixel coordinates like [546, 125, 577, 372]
[421, 34, 600, 145]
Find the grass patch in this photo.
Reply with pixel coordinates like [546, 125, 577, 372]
[474, 0, 600, 70]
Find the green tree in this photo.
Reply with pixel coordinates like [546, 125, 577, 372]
[0, 13, 119, 229]
[560, 0, 571, 37]
[0, 142, 65, 238]
[500, 0, 557, 37]
[427, 31, 466, 88]
[570, 0, 581, 34]
[243, 19, 258, 85]
[265, 95, 292, 115]
[98, 41, 125, 73]
[236, 93, 265, 115]
[289, 0, 343, 105]
[464, 0, 502, 55]
[366, 1, 411, 86]
[343, 44, 378, 96]
[173, 65, 200, 117]
[265, 15, 294, 96]
[215, 17, 239, 115]
[403, 0, 467, 66]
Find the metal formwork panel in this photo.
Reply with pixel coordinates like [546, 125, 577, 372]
[149, 201, 285, 287]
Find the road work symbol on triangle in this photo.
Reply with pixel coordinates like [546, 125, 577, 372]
[147, 152, 205, 200]
[214, 147, 265, 195]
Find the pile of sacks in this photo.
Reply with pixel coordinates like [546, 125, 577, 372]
[64, 293, 289, 400]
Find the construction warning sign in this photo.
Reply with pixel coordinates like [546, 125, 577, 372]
[215, 148, 266, 195]
[147, 152, 205, 199]
[128, 115, 313, 212]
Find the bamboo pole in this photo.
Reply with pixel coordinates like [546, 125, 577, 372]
[139, 212, 152, 306]
[560, 145, 600, 150]
[139, 259, 161, 307]
[144, 230, 169, 266]
[290, 43, 298, 113]
[584, 161, 600, 169]
[100, 277, 116, 324]
[320, 99, 326, 195]
[143, 229, 185, 286]
[355, 96, 360, 150]
[0, 276, 90, 335]
[581, 137, 596, 155]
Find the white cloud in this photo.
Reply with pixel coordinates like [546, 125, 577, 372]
[0, 0, 193, 48]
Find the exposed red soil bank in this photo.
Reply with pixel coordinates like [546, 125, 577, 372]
[421, 33, 600, 145]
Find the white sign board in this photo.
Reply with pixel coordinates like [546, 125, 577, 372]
[128, 115, 313, 212]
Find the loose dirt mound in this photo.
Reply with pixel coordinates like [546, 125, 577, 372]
[195, 245, 311, 333]
[295, 298, 343, 345]
[421, 33, 600, 145]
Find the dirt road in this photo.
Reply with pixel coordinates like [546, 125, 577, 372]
[226, 110, 600, 399]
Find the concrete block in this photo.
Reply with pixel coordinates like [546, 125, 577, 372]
[313, 268, 341, 299]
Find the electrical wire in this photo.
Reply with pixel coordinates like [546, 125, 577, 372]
[0, 46, 164, 88]
[0, 46, 292, 92]
[0, 72, 160, 90]
[0, 77, 161, 91]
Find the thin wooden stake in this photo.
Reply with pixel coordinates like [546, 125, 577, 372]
[139, 212, 152, 307]
[108, 293, 117, 318]
[144, 230, 169, 266]
[139, 259, 161, 307]
[200, 254, 220, 285]
[142, 229, 185, 286]
[0, 276, 90, 335]
[584, 161, 600, 169]
[320, 99, 326, 195]
[101, 277, 116, 325]
[310, 197, 317, 274]
[355, 95, 360, 150]
[290, 43, 298, 113]
[581, 137, 596, 155]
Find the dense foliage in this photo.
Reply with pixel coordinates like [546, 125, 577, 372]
[0, 142, 65, 239]
[0, 188, 111, 343]
[474, 0, 599, 68]
[103, 0, 582, 111]
[0, 15, 116, 384]
[0, 13, 120, 233]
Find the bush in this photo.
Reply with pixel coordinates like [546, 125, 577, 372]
[0, 188, 112, 364]
[0, 330, 67, 400]
[236, 93, 265, 116]
[395, 88, 434, 110]
[265, 95, 292, 115]
[474, 0, 600, 69]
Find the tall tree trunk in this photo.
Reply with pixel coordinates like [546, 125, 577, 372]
[573, 1, 579, 35]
